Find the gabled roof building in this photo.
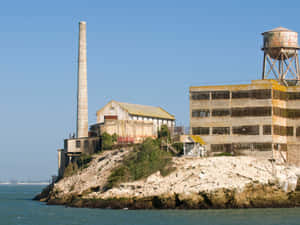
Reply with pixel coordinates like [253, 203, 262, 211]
[96, 100, 175, 131]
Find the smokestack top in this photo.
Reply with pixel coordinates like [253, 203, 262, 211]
[79, 21, 86, 25]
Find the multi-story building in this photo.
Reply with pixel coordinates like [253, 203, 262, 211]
[190, 79, 300, 162]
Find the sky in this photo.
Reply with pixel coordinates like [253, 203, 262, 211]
[1, 0, 300, 181]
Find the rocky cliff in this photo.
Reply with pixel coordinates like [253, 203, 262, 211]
[35, 148, 300, 209]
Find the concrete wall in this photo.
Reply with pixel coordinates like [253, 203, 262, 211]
[64, 137, 101, 155]
[287, 144, 300, 166]
[100, 119, 155, 143]
[57, 149, 66, 178]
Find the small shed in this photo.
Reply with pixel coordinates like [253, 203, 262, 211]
[180, 135, 206, 157]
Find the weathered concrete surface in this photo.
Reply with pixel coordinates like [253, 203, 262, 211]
[35, 150, 300, 209]
[77, 21, 88, 138]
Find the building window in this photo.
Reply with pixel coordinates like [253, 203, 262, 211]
[263, 125, 272, 135]
[296, 127, 300, 137]
[192, 109, 210, 117]
[212, 127, 230, 135]
[232, 125, 259, 135]
[211, 144, 232, 152]
[84, 140, 89, 149]
[190, 91, 210, 100]
[251, 90, 272, 99]
[232, 142, 272, 151]
[288, 92, 300, 100]
[231, 107, 271, 117]
[273, 125, 293, 136]
[232, 90, 250, 99]
[192, 127, 210, 135]
[212, 109, 230, 117]
[232, 89, 271, 99]
[273, 90, 287, 100]
[273, 107, 300, 118]
[76, 140, 81, 148]
[211, 91, 230, 99]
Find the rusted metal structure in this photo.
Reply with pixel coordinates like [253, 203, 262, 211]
[262, 27, 300, 86]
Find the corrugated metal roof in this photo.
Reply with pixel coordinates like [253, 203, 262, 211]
[116, 101, 175, 120]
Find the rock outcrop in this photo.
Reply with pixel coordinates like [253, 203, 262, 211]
[35, 149, 300, 209]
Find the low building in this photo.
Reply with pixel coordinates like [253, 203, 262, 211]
[93, 100, 175, 142]
[190, 79, 300, 163]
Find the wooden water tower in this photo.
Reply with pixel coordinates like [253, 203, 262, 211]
[262, 27, 300, 86]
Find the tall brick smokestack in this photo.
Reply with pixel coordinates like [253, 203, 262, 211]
[76, 21, 88, 138]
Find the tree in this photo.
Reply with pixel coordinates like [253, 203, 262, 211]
[158, 125, 170, 140]
[112, 133, 118, 143]
[101, 132, 113, 150]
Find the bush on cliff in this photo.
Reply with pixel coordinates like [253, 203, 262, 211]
[63, 154, 92, 177]
[101, 132, 113, 150]
[105, 138, 173, 189]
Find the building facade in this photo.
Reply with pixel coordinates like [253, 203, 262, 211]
[190, 79, 300, 161]
[95, 100, 175, 141]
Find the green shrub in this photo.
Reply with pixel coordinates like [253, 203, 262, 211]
[102, 132, 113, 150]
[158, 125, 170, 140]
[63, 154, 93, 177]
[172, 142, 184, 155]
[63, 162, 78, 177]
[112, 133, 118, 143]
[105, 138, 174, 189]
[76, 154, 92, 169]
[214, 152, 233, 157]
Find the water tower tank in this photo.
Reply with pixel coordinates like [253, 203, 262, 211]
[262, 27, 299, 59]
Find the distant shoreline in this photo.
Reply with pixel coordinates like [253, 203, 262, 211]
[0, 183, 49, 185]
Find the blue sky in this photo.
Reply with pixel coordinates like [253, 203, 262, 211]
[1, 0, 300, 180]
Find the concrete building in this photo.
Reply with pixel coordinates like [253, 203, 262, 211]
[190, 79, 300, 161]
[91, 100, 175, 143]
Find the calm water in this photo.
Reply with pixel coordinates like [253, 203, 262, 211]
[1, 185, 300, 225]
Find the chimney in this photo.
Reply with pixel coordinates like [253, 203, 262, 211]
[76, 21, 88, 138]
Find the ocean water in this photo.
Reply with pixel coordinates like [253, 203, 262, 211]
[1, 185, 300, 225]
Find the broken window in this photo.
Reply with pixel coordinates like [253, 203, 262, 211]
[251, 89, 272, 99]
[232, 90, 250, 99]
[192, 109, 210, 117]
[263, 125, 272, 135]
[232, 142, 272, 151]
[273, 107, 300, 118]
[273, 90, 287, 100]
[212, 127, 230, 135]
[274, 143, 287, 151]
[232, 125, 259, 135]
[232, 89, 271, 99]
[232, 143, 251, 150]
[253, 143, 272, 151]
[190, 91, 210, 100]
[212, 109, 230, 116]
[231, 107, 271, 117]
[296, 127, 300, 136]
[192, 127, 210, 135]
[273, 125, 293, 136]
[211, 144, 231, 152]
[211, 91, 230, 99]
[288, 92, 300, 100]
